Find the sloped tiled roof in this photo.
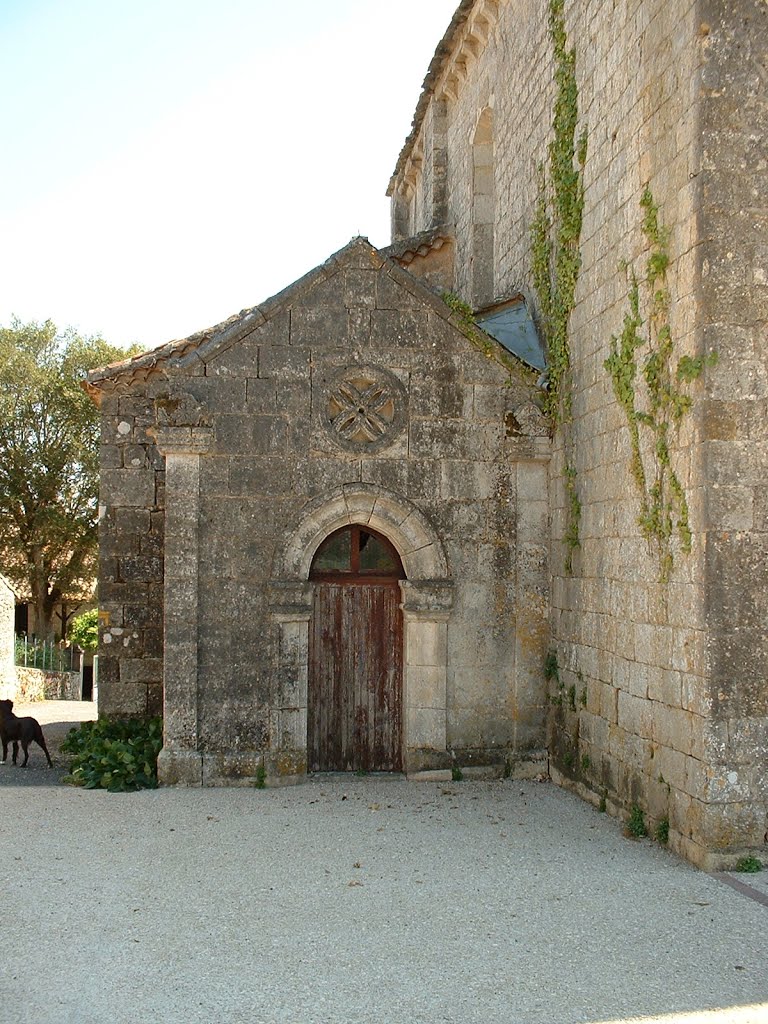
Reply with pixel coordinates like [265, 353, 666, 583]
[84, 234, 530, 394]
[380, 225, 454, 267]
[83, 238, 383, 394]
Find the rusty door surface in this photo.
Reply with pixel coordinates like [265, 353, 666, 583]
[308, 523, 404, 773]
[309, 580, 403, 772]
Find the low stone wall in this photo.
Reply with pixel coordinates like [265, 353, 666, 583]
[15, 668, 83, 702]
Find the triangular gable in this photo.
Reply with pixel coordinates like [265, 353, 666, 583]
[84, 236, 534, 397]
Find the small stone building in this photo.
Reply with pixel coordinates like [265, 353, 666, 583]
[85, 239, 550, 786]
[0, 574, 16, 699]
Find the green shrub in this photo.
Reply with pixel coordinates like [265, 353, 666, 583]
[61, 717, 163, 792]
[544, 650, 559, 682]
[626, 803, 648, 838]
[734, 856, 762, 874]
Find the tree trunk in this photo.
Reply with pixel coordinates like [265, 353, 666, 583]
[57, 601, 70, 641]
[30, 548, 56, 639]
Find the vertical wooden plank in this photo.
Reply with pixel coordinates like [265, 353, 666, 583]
[309, 579, 403, 772]
[371, 585, 387, 770]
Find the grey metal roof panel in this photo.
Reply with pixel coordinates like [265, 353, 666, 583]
[475, 300, 546, 371]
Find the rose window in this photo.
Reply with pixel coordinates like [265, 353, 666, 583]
[321, 366, 406, 453]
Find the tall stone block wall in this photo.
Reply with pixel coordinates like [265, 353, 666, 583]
[390, 0, 766, 863]
[97, 388, 165, 717]
[547, 0, 711, 865]
[698, 0, 768, 855]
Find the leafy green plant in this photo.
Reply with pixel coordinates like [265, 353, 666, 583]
[734, 856, 762, 873]
[605, 187, 717, 582]
[254, 759, 267, 789]
[655, 817, 670, 845]
[580, 754, 591, 773]
[598, 792, 607, 813]
[61, 717, 163, 792]
[0, 320, 139, 637]
[451, 765, 464, 782]
[530, 0, 587, 574]
[67, 608, 99, 652]
[626, 803, 648, 838]
[544, 650, 560, 683]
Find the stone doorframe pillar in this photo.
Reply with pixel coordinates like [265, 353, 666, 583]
[154, 424, 213, 786]
[270, 484, 454, 777]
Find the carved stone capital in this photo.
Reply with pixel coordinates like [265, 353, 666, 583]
[399, 579, 454, 615]
[268, 580, 314, 621]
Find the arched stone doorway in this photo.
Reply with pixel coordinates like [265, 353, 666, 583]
[269, 484, 454, 776]
[308, 525, 405, 772]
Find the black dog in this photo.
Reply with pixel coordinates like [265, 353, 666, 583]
[0, 699, 53, 767]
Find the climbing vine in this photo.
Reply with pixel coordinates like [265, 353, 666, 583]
[605, 186, 716, 582]
[530, 0, 587, 574]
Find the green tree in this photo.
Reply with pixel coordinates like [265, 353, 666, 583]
[0, 319, 137, 638]
[67, 608, 99, 652]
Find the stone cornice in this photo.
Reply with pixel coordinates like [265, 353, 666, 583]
[387, 0, 506, 198]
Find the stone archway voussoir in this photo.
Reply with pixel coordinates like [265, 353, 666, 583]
[276, 485, 448, 582]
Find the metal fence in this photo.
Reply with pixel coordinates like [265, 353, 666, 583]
[14, 635, 79, 673]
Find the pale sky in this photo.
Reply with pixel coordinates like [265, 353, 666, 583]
[0, 0, 458, 351]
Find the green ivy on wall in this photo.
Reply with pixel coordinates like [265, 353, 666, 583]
[605, 186, 716, 582]
[530, 0, 587, 574]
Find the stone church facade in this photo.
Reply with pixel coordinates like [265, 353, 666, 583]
[85, 240, 551, 787]
[87, 0, 766, 868]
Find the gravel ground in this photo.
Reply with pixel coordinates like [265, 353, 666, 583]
[2, 701, 767, 1024]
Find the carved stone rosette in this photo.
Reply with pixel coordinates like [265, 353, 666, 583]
[320, 365, 408, 454]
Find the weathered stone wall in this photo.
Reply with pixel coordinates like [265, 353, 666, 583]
[390, 0, 766, 865]
[697, 0, 768, 857]
[15, 668, 83, 702]
[96, 389, 165, 717]
[550, 0, 710, 866]
[0, 575, 15, 699]
[193, 249, 549, 776]
[93, 240, 550, 784]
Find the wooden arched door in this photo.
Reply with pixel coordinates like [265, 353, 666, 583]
[308, 525, 404, 772]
